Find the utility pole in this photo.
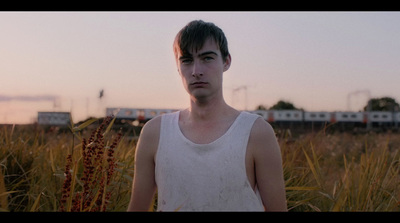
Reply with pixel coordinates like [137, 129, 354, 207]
[347, 89, 372, 130]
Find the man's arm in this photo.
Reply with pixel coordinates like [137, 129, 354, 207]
[249, 118, 287, 211]
[127, 116, 161, 211]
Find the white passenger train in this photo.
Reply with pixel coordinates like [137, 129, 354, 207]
[106, 107, 400, 130]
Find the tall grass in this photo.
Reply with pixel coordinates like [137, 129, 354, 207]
[0, 120, 135, 212]
[281, 130, 400, 211]
[0, 121, 399, 211]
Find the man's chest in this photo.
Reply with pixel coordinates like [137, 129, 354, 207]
[178, 121, 232, 144]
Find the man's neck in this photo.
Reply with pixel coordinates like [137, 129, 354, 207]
[187, 95, 237, 122]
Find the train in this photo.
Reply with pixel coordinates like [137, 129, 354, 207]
[249, 110, 400, 132]
[37, 112, 71, 126]
[106, 108, 178, 123]
[106, 107, 400, 132]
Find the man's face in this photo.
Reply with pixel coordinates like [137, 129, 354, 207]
[176, 38, 231, 101]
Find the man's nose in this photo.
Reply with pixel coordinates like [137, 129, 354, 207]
[191, 61, 204, 78]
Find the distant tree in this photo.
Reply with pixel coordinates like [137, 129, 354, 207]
[255, 104, 268, 110]
[363, 97, 400, 111]
[270, 100, 298, 110]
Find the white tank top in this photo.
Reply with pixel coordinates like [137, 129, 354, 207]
[155, 111, 264, 211]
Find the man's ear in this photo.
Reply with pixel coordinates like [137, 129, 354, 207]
[223, 54, 231, 72]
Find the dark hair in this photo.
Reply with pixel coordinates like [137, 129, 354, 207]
[173, 20, 230, 62]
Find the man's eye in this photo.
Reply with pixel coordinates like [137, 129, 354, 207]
[181, 59, 192, 64]
[203, 57, 214, 61]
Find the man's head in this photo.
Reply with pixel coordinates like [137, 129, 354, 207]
[173, 20, 230, 63]
[173, 20, 231, 102]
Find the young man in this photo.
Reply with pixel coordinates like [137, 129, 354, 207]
[127, 20, 287, 211]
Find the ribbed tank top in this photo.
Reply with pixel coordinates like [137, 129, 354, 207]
[155, 111, 264, 211]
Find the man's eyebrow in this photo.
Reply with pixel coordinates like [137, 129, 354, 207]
[179, 54, 193, 60]
[178, 51, 218, 61]
[197, 51, 218, 57]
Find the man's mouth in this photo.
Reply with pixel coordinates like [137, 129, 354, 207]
[190, 82, 208, 87]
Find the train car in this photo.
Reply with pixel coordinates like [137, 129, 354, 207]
[368, 111, 393, 122]
[144, 109, 177, 121]
[105, 108, 119, 117]
[368, 111, 393, 129]
[333, 112, 365, 131]
[333, 112, 364, 123]
[248, 110, 303, 131]
[248, 110, 303, 122]
[106, 108, 138, 119]
[269, 110, 303, 130]
[303, 112, 333, 130]
[37, 112, 71, 126]
[304, 112, 332, 122]
[393, 112, 400, 129]
[270, 110, 303, 122]
[105, 107, 141, 126]
[106, 107, 177, 124]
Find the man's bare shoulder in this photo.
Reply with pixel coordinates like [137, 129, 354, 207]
[140, 115, 162, 136]
[248, 116, 280, 156]
[136, 115, 162, 155]
[250, 116, 276, 139]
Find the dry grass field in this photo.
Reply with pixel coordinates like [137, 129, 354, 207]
[1, 118, 399, 212]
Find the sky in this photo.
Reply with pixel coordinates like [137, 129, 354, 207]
[1, 11, 400, 124]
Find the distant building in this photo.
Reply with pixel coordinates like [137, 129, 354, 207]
[37, 112, 71, 126]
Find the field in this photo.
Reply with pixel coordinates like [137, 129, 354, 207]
[1, 118, 399, 212]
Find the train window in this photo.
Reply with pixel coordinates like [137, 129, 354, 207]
[342, 114, 348, 118]
[294, 113, 299, 118]
[310, 114, 316, 118]
[351, 114, 357, 118]
[150, 110, 157, 116]
[319, 114, 326, 118]
[286, 113, 291, 118]
[373, 114, 379, 118]
[125, 110, 133, 116]
[382, 114, 388, 119]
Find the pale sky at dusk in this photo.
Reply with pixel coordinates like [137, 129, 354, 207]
[1, 11, 400, 124]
